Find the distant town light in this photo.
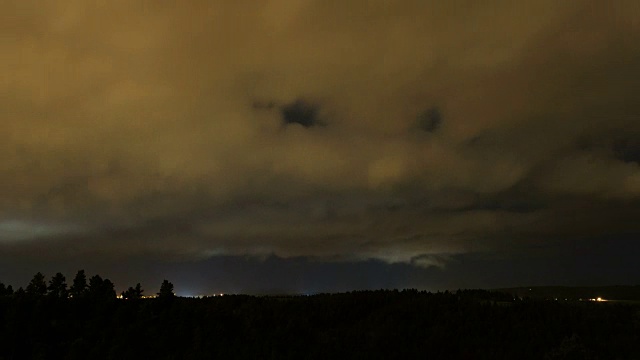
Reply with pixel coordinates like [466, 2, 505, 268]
[588, 297, 607, 302]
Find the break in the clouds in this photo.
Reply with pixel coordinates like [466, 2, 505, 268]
[1, 0, 639, 288]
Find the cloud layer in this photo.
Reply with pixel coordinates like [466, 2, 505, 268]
[1, 1, 639, 275]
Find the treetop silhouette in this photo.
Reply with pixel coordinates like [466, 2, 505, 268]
[158, 280, 175, 298]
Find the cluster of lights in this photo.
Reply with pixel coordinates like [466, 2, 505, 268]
[172, 293, 226, 298]
[117, 293, 228, 299]
[589, 297, 606, 302]
[116, 294, 158, 299]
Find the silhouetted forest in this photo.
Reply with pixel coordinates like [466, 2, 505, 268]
[1, 271, 639, 359]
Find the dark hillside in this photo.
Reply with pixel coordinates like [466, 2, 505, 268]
[1, 289, 638, 359]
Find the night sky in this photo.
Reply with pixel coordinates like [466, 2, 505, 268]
[1, 1, 640, 295]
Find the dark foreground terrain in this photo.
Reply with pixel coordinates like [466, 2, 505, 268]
[1, 289, 639, 359]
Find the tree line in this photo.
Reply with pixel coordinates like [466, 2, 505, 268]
[0, 270, 175, 300]
[1, 274, 639, 359]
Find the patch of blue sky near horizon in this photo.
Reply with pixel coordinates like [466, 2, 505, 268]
[0, 219, 86, 243]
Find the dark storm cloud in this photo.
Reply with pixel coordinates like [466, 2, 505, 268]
[417, 107, 442, 133]
[613, 137, 640, 164]
[281, 99, 322, 128]
[1, 0, 640, 288]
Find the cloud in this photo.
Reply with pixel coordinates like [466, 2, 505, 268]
[613, 137, 640, 165]
[281, 99, 322, 128]
[410, 254, 453, 269]
[416, 107, 442, 133]
[0, 220, 86, 243]
[0, 0, 639, 275]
